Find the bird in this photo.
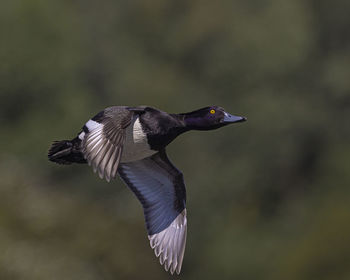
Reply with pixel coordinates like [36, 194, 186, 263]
[48, 105, 246, 274]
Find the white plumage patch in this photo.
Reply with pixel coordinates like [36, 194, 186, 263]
[85, 119, 101, 131]
[133, 117, 146, 143]
[121, 117, 156, 162]
[78, 131, 85, 140]
[148, 210, 187, 275]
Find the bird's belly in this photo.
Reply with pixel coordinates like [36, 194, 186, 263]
[120, 117, 157, 163]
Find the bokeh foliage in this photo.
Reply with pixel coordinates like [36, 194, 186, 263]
[1, 0, 350, 279]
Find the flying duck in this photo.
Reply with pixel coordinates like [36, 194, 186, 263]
[48, 105, 246, 274]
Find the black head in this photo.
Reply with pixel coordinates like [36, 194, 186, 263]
[182, 106, 246, 130]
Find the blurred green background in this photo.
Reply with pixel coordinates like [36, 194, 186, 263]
[1, 0, 350, 279]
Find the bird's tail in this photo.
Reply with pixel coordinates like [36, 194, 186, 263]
[48, 138, 86, 164]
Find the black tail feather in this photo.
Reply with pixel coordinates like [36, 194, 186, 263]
[48, 138, 86, 164]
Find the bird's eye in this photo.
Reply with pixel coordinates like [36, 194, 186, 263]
[210, 109, 216, 114]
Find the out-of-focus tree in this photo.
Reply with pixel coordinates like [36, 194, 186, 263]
[0, 0, 349, 279]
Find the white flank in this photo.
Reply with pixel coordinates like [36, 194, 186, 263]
[121, 117, 156, 162]
[133, 117, 147, 143]
[148, 210, 187, 275]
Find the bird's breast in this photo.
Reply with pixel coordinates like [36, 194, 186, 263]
[121, 117, 157, 163]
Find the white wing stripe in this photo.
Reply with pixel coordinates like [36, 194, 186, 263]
[148, 210, 187, 275]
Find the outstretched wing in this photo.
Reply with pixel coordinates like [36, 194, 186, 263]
[81, 106, 133, 182]
[118, 150, 187, 274]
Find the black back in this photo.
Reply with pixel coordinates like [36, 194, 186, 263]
[137, 107, 187, 151]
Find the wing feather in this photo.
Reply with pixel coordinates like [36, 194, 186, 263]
[81, 107, 132, 182]
[118, 151, 187, 274]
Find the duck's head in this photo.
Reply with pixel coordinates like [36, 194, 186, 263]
[182, 106, 246, 131]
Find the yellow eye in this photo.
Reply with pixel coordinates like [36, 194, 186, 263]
[210, 109, 216, 114]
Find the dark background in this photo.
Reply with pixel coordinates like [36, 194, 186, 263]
[1, 1, 350, 279]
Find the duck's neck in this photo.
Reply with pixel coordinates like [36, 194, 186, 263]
[182, 116, 205, 130]
[169, 113, 190, 133]
[145, 114, 188, 150]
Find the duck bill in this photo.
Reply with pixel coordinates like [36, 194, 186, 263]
[222, 112, 247, 124]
